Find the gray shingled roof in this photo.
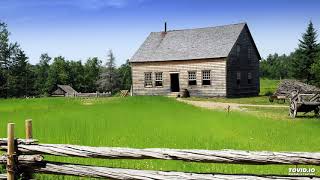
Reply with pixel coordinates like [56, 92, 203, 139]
[130, 23, 246, 62]
[57, 85, 78, 94]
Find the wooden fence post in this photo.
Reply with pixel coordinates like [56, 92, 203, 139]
[23, 119, 34, 180]
[7, 123, 15, 180]
[25, 119, 32, 140]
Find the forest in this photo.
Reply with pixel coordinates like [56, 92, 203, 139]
[0, 21, 131, 98]
[260, 21, 320, 86]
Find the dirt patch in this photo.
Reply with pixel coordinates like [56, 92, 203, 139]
[177, 98, 287, 111]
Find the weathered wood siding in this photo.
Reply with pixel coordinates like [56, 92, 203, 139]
[131, 59, 227, 97]
[226, 25, 260, 97]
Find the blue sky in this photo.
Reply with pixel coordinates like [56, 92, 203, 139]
[0, 0, 320, 65]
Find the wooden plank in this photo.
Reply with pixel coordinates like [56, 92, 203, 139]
[34, 162, 319, 180]
[2, 144, 320, 165]
[0, 174, 6, 180]
[0, 155, 43, 165]
[0, 138, 38, 145]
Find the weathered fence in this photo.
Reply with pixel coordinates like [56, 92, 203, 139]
[0, 120, 319, 179]
[75, 92, 111, 98]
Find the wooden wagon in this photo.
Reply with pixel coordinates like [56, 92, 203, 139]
[289, 91, 320, 118]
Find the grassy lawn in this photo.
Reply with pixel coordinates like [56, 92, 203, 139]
[0, 96, 319, 179]
[190, 78, 283, 105]
[189, 95, 277, 105]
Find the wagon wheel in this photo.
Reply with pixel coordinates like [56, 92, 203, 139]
[289, 101, 297, 118]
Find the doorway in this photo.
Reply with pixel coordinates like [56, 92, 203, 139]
[170, 73, 180, 92]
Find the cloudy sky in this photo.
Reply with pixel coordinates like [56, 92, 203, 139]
[0, 0, 320, 65]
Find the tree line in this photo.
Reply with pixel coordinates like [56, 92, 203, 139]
[260, 21, 320, 86]
[0, 21, 131, 98]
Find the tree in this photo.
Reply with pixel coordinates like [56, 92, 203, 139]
[118, 59, 131, 90]
[291, 21, 319, 83]
[0, 21, 10, 97]
[259, 53, 292, 79]
[46, 56, 69, 93]
[7, 49, 31, 97]
[311, 53, 320, 87]
[97, 50, 119, 93]
[83, 57, 101, 92]
[35, 53, 51, 95]
[68, 60, 84, 92]
[0, 21, 10, 68]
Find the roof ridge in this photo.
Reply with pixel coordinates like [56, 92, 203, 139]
[151, 22, 246, 33]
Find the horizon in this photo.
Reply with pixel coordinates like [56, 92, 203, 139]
[1, 0, 320, 66]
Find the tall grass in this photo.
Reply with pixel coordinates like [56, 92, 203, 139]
[0, 97, 319, 179]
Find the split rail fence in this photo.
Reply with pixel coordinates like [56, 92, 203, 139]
[0, 120, 319, 179]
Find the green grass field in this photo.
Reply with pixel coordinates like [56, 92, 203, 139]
[190, 78, 282, 105]
[0, 96, 319, 179]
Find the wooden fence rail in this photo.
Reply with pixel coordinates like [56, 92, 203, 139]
[1, 143, 320, 165]
[1, 120, 319, 179]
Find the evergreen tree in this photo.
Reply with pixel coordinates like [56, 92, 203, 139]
[311, 53, 320, 86]
[7, 49, 30, 97]
[291, 21, 319, 83]
[0, 21, 10, 97]
[97, 50, 119, 93]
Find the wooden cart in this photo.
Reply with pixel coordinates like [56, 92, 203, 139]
[289, 91, 320, 118]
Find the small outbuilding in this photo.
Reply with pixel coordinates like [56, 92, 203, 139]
[51, 85, 78, 97]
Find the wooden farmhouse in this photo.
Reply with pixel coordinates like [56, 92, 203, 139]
[129, 23, 261, 97]
[51, 85, 78, 97]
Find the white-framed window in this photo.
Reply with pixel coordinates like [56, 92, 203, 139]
[248, 46, 253, 63]
[144, 72, 152, 87]
[237, 72, 241, 88]
[202, 70, 211, 85]
[248, 72, 252, 84]
[155, 72, 163, 87]
[188, 71, 197, 86]
[236, 44, 241, 57]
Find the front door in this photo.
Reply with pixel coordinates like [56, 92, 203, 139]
[170, 73, 180, 92]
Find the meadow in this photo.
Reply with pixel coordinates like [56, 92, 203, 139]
[0, 95, 319, 179]
[190, 78, 282, 105]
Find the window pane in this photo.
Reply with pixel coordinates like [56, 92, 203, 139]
[202, 80, 210, 85]
[155, 72, 162, 81]
[248, 72, 252, 84]
[202, 71, 210, 80]
[144, 72, 152, 87]
[155, 72, 163, 87]
[236, 45, 241, 57]
[236, 72, 241, 88]
[188, 71, 196, 80]
[248, 47, 252, 59]
[237, 72, 241, 80]
[155, 81, 163, 87]
[189, 80, 197, 86]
